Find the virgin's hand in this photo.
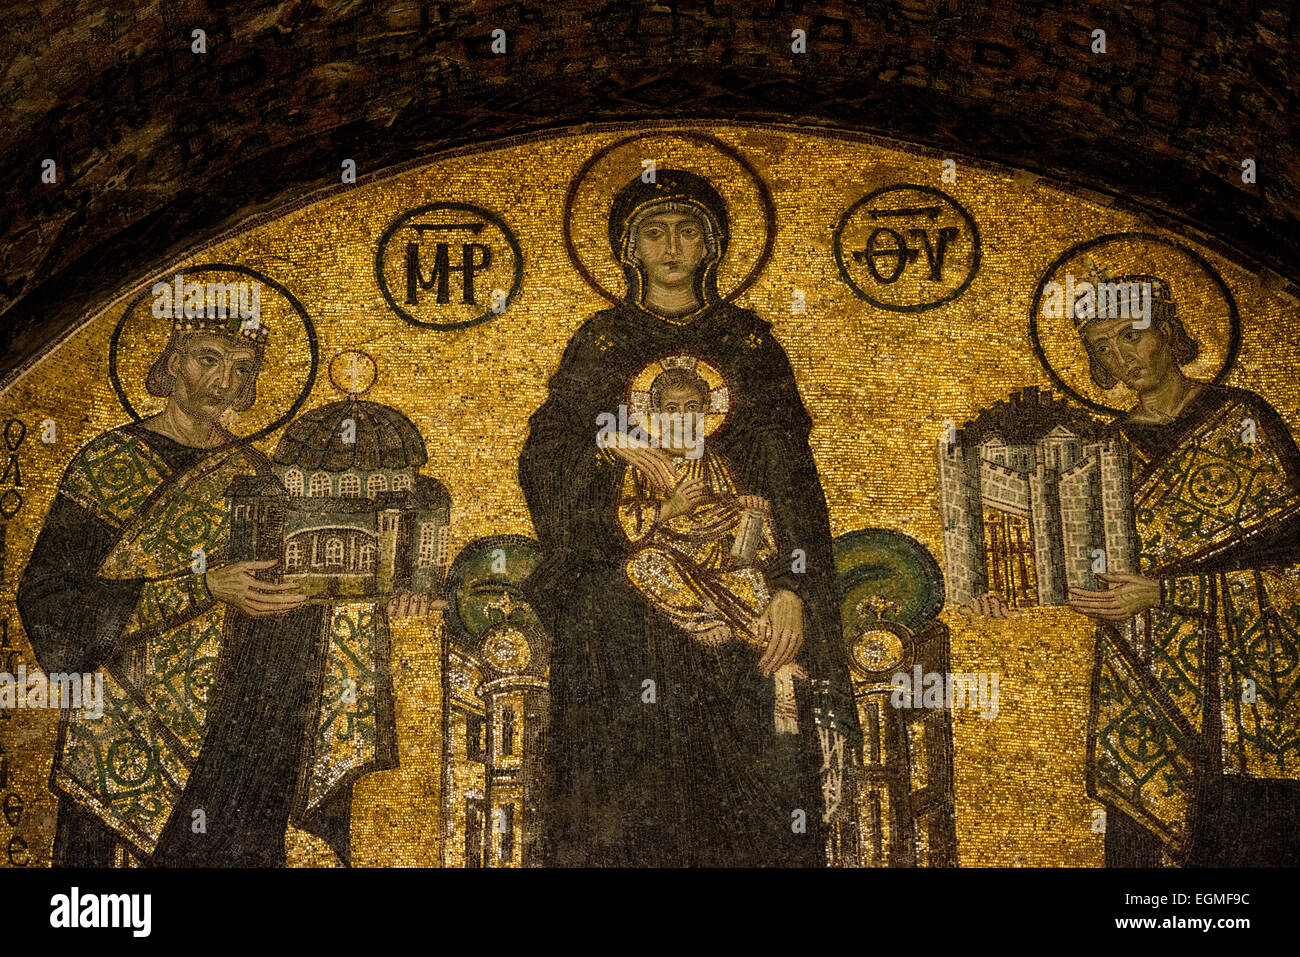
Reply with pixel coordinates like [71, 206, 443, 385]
[755, 589, 805, 676]
[205, 560, 306, 617]
[1068, 573, 1160, 623]
[605, 439, 675, 492]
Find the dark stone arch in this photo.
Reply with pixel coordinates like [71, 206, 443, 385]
[1, 0, 1297, 378]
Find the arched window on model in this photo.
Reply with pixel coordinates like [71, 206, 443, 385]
[392, 472, 412, 492]
[285, 539, 302, 570]
[284, 468, 304, 496]
[309, 472, 331, 497]
[359, 543, 376, 572]
[339, 473, 361, 498]
[367, 474, 388, 498]
[325, 538, 344, 568]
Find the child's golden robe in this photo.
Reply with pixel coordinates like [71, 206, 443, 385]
[618, 450, 777, 642]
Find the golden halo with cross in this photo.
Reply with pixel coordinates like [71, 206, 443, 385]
[328, 350, 378, 397]
[624, 353, 733, 439]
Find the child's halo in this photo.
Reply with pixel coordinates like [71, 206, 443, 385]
[624, 352, 733, 439]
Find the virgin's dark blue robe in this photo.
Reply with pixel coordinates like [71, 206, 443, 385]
[519, 299, 858, 866]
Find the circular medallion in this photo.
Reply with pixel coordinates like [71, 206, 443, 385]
[1188, 463, 1241, 508]
[1117, 709, 1166, 763]
[833, 184, 981, 312]
[328, 350, 378, 396]
[375, 202, 523, 330]
[851, 627, 907, 676]
[481, 624, 533, 675]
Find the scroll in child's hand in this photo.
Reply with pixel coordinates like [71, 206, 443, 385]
[731, 508, 765, 567]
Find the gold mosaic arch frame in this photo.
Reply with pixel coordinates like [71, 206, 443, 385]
[0, 121, 1296, 870]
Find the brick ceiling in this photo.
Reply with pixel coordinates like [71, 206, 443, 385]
[1, 0, 1296, 378]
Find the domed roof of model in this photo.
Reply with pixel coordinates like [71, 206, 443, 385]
[272, 397, 428, 470]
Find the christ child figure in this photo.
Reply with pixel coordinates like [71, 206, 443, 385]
[614, 366, 806, 732]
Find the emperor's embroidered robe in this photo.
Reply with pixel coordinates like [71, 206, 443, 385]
[17, 422, 396, 866]
[1088, 385, 1300, 864]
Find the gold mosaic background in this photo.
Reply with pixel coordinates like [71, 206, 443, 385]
[2, 121, 1297, 867]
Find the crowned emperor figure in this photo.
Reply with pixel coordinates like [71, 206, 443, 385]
[975, 273, 1300, 866]
[17, 309, 391, 866]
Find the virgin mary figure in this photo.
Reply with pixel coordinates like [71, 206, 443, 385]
[518, 169, 858, 866]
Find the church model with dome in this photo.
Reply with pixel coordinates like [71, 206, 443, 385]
[226, 393, 451, 599]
